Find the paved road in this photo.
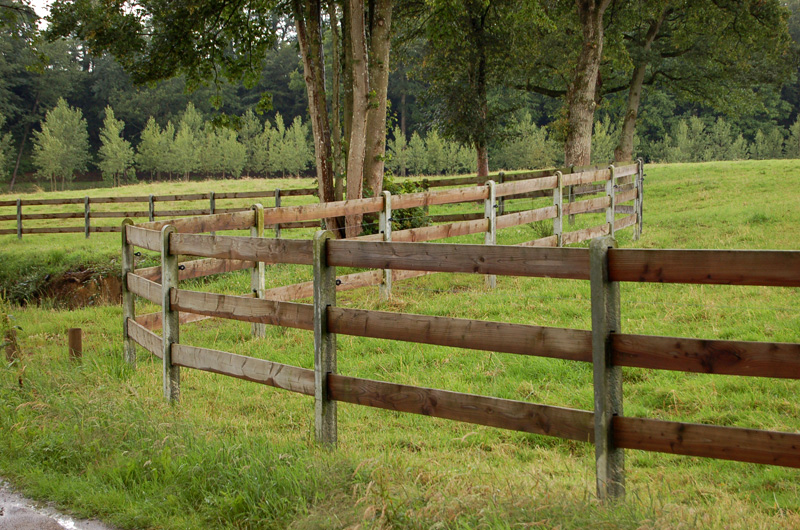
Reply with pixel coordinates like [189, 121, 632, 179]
[0, 480, 116, 530]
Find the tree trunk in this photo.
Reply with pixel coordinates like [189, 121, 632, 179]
[563, 0, 611, 167]
[363, 0, 392, 197]
[614, 11, 666, 163]
[328, 2, 345, 203]
[345, 0, 369, 238]
[292, 0, 342, 234]
[476, 143, 489, 178]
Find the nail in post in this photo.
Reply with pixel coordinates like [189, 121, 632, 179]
[250, 204, 266, 338]
[84, 196, 91, 238]
[553, 171, 563, 247]
[379, 191, 392, 300]
[121, 219, 136, 367]
[274, 188, 281, 238]
[16, 198, 21, 239]
[313, 230, 337, 447]
[484, 180, 497, 289]
[590, 235, 624, 501]
[606, 165, 616, 236]
[161, 225, 180, 403]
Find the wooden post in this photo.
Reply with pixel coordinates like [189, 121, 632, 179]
[497, 172, 506, 215]
[121, 219, 136, 367]
[636, 158, 644, 239]
[84, 196, 91, 238]
[68, 328, 82, 361]
[161, 225, 180, 403]
[568, 166, 576, 226]
[313, 230, 337, 447]
[16, 198, 21, 239]
[209, 191, 216, 236]
[553, 171, 563, 247]
[484, 180, 497, 289]
[379, 191, 392, 300]
[606, 165, 616, 236]
[274, 188, 281, 238]
[148, 194, 155, 222]
[250, 204, 266, 338]
[590, 235, 624, 501]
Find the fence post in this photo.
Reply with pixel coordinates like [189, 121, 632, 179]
[121, 219, 136, 367]
[497, 172, 505, 215]
[379, 191, 392, 301]
[250, 204, 266, 338]
[16, 198, 21, 239]
[553, 171, 563, 247]
[636, 158, 644, 239]
[484, 180, 497, 289]
[274, 188, 282, 238]
[590, 235, 624, 501]
[161, 225, 180, 403]
[568, 165, 576, 226]
[148, 194, 155, 222]
[84, 196, 91, 238]
[209, 191, 216, 236]
[313, 230, 337, 447]
[68, 328, 82, 362]
[606, 165, 616, 236]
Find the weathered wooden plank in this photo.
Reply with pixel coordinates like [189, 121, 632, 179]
[171, 344, 315, 396]
[328, 307, 592, 361]
[418, 175, 482, 188]
[614, 164, 638, 178]
[135, 310, 212, 331]
[613, 333, 800, 379]
[127, 272, 162, 305]
[153, 209, 213, 217]
[328, 374, 594, 442]
[615, 205, 635, 215]
[141, 210, 255, 233]
[563, 196, 610, 216]
[608, 249, 800, 287]
[393, 218, 488, 243]
[126, 225, 162, 252]
[615, 214, 637, 230]
[89, 195, 151, 204]
[496, 206, 558, 230]
[327, 240, 591, 279]
[87, 211, 151, 219]
[0, 228, 16, 235]
[614, 416, 800, 468]
[562, 224, 610, 246]
[615, 188, 637, 204]
[127, 318, 163, 358]
[19, 197, 85, 206]
[90, 226, 121, 233]
[390, 186, 489, 210]
[170, 288, 314, 329]
[18, 212, 84, 220]
[214, 191, 275, 199]
[428, 212, 484, 223]
[135, 258, 255, 282]
[263, 196, 383, 224]
[0, 199, 17, 207]
[19, 226, 85, 234]
[152, 193, 210, 202]
[516, 235, 559, 248]
[563, 168, 611, 187]
[170, 233, 314, 265]
[495, 176, 558, 198]
[261, 269, 430, 302]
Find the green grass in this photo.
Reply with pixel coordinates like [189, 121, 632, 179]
[1, 160, 800, 528]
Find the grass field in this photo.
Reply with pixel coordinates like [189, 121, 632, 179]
[1, 160, 799, 529]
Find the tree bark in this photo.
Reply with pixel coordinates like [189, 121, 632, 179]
[363, 0, 392, 197]
[613, 11, 666, 163]
[476, 143, 489, 178]
[345, 0, 369, 238]
[328, 1, 345, 202]
[292, 0, 342, 234]
[563, 0, 612, 167]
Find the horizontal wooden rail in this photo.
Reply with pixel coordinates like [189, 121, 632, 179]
[328, 374, 594, 442]
[127, 318, 163, 358]
[608, 249, 800, 287]
[518, 235, 559, 247]
[613, 333, 800, 379]
[564, 196, 610, 216]
[616, 187, 638, 204]
[561, 223, 610, 246]
[169, 233, 314, 265]
[126, 225, 162, 252]
[327, 240, 591, 279]
[140, 210, 255, 233]
[328, 307, 592, 361]
[615, 214, 637, 231]
[496, 206, 558, 231]
[135, 258, 255, 283]
[263, 196, 383, 225]
[172, 344, 315, 396]
[127, 273, 162, 305]
[495, 176, 558, 198]
[563, 168, 611, 187]
[614, 416, 800, 468]
[170, 288, 314, 329]
[136, 310, 212, 331]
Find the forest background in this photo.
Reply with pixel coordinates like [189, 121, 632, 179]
[2, 0, 800, 194]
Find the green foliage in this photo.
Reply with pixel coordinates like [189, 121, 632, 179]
[361, 177, 430, 234]
[424, 129, 446, 175]
[751, 128, 785, 160]
[98, 106, 134, 187]
[494, 111, 561, 170]
[0, 114, 13, 181]
[31, 98, 89, 191]
[135, 117, 169, 180]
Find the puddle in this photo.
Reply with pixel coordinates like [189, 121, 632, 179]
[0, 480, 116, 530]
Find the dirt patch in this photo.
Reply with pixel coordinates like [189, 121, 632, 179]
[39, 269, 122, 309]
[0, 480, 116, 530]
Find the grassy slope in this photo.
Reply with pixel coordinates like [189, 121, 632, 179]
[1, 160, 799, 529]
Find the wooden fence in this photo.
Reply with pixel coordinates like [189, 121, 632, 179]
[0, 161, 641, 238]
